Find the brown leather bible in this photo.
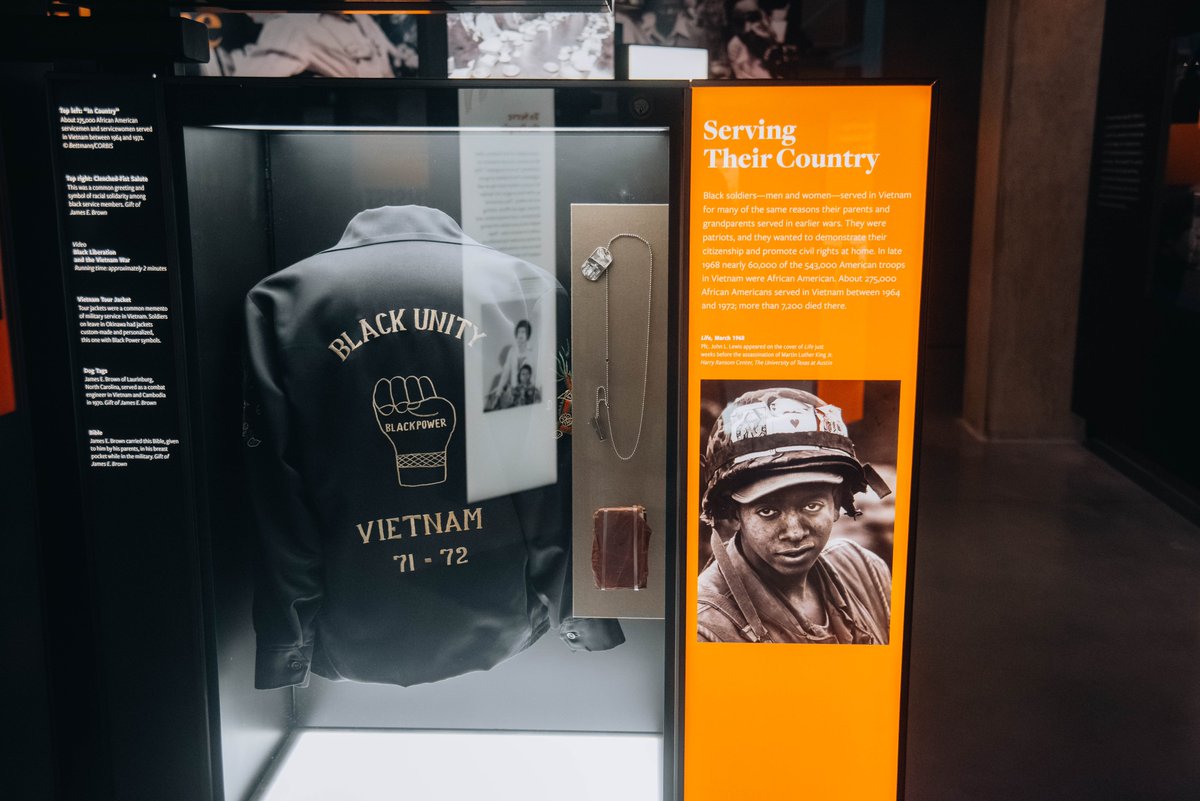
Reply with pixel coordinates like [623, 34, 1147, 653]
[591, 506, 651, 590]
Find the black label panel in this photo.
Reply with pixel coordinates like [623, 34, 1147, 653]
[49, 76, 210, 801]
[52, 79, 181, 471]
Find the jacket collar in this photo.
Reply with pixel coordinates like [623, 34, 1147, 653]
[324, 206, 485, 253]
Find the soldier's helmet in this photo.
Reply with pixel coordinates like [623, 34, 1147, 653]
[700, 387, 891, 523]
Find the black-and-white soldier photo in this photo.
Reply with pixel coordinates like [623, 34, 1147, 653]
[697, 380, 898, 644]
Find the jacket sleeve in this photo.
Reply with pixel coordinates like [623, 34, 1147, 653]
[243, 295, 325, 688]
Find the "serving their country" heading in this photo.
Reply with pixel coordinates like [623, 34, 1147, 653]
[702, 118, 880, 173]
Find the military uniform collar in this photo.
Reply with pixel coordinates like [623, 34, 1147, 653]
[727, 533, 858, 641]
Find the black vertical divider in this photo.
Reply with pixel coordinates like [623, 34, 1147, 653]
[166, 89, 293, 801]
[418, 14, 450, 79]
[159, 84, 227, 799]
[672, 83, 693, 801]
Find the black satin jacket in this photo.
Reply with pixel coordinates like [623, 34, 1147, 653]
[244, 206, 622, 689]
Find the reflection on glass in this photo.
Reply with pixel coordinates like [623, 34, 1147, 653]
[448, 13, 615, 79]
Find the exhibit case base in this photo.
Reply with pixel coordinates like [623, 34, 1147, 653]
[254, 730, 662, 801]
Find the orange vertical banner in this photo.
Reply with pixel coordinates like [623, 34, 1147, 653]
[685, 84, 933, 800]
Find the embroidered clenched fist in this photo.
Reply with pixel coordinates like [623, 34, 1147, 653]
[372, 375, 457, 487]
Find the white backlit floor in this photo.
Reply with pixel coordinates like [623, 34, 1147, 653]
[255, 729, 662, 801]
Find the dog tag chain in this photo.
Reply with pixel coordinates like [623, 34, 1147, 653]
[581, 233, 652, 462]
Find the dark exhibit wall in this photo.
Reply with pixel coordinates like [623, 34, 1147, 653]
[0, 417, 54, 801]
[0, 114, 52, 799]
[0, 235, 55, 798]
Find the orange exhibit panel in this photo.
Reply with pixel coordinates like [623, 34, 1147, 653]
[684, 83, 934, 800]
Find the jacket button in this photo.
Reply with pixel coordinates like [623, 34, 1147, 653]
[565, 632, 578, 641]
[288, 660, 304, 670]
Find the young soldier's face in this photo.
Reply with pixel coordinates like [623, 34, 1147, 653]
[733, 483, 839, 582]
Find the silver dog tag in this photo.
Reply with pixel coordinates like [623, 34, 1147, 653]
[581, 246, 613, 281]
[590, 415, 608, 441]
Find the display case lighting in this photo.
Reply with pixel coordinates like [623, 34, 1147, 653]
[624, 45, 708, 81]
[258, 729, 662, 801]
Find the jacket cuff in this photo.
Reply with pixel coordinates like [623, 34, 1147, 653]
[559, 617, 625, 652]
[255, 644, 313, 689]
